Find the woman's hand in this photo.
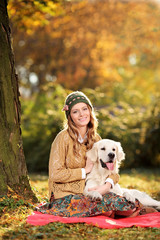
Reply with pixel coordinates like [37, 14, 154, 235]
[88, 182, 112, 195]
[84, 157, 94, 174]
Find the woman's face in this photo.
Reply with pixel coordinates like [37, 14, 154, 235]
[70, 102, 90, 129]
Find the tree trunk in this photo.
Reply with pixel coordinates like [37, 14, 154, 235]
[0, 0, 37, 201]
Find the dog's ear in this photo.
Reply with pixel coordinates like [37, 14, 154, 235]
[86, 143, 98, 162]
[116, 142, 125, 162]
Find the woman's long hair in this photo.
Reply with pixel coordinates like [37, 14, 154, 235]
[64, 106, 98, 156]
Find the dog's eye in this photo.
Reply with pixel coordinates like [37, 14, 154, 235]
[101, 147, 106, 151]
[112, 148, 115, 151]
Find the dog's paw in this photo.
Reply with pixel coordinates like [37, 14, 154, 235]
[91, 191, 103, 200]
[84, 190, 102, 201]
[123, 192, 136, 203]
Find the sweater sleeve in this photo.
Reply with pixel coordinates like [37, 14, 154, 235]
[108, 173, 120, 185]
[49, 131, 83, 183]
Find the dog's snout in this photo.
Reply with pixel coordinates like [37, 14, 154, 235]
[108, 153, 115, 159]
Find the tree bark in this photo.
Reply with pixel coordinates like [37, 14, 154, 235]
[0, 0, 37, 201]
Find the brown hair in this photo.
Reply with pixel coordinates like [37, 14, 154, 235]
[64, 106, 98, 156]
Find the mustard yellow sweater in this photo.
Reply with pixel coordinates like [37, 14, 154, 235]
[48, 129, 119, 199]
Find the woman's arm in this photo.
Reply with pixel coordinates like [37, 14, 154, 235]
[107, 173, 120, 186]
[88, 173, 120, 195]
[49, 131, 84, 183]
[88, 182, 112, 195]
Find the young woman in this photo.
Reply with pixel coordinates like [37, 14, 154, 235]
[36, 91, 155, 217]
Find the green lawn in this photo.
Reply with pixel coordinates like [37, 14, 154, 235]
[0, 169, 160, 240]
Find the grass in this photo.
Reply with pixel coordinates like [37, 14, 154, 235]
[0, 168, 160, 240]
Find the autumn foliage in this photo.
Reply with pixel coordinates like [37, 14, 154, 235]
[8, 0, 160, 92]
[7, 0, 160, 171]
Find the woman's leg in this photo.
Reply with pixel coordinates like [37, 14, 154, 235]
[35, 192, 141, 218]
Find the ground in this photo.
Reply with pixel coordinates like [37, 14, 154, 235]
[0, 168, 160, 239]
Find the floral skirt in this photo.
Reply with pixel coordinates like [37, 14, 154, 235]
[35, 192, 141, 218]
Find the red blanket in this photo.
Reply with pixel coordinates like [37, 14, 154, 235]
[27, 212, 160, 229]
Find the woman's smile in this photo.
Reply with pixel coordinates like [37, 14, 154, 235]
[79, 117, 88, 122]
[70, 102, 90, 128]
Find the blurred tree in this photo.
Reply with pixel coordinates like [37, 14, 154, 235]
[8, 0, 160, 95]
[8, 0, 64, 91]
[85, 86, 160, 169]
[0, 0, 37, 201]
[5, 0, 160, 171]
[21, 84, 160, 171]
[21, 83, 66, 172]
[139, 95, 160, 167]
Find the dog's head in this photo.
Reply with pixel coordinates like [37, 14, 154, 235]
[86, 139, 125, 171]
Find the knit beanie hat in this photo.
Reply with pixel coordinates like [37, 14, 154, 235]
[63, 91, 93, 118]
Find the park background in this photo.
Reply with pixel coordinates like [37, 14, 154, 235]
[8, 0, 160, 173]
[1, 0, 160, 239]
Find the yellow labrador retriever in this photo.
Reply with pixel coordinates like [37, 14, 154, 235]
[84, 139, 160, 210]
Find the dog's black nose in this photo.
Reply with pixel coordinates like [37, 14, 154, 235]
[108, 153, 115, 159]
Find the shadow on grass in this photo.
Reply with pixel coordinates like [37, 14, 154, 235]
[1, 221, 100, 240]
[2, 221, 160, 240]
